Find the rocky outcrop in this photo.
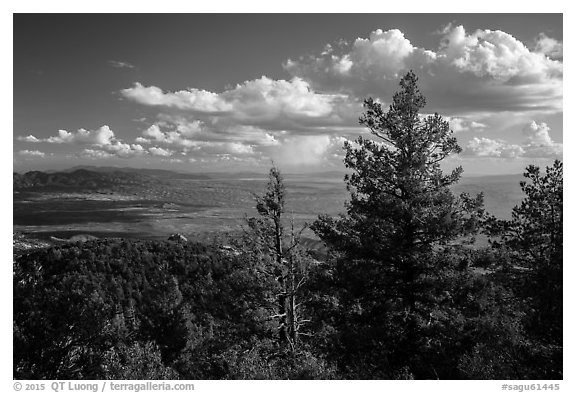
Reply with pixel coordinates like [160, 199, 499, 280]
[168, 233, 188, 242]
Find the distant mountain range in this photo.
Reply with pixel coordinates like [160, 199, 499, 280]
[49, 165, 213, 179]
[13, 169, 149, 191]
[13, 166, 213, 191]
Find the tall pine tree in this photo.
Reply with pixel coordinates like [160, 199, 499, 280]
[312, 71, 484, 378]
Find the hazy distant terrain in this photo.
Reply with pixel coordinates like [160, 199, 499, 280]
[453, 173, 525, 220]
[13, 167, 525, 243]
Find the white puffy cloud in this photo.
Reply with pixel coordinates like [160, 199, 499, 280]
[18, 149, 45, 157]
[284, 25, 562, 116]
[56, 126, 115, 145]
[122, 76, 353, 128]
[521, 121, 563, 157]
[446, 117, 487, 133]
[105, 142, 146, 158]
[20, 126, 148, 159]
[26, 125, 116, 145]
[149, 147, 174, 157]
[142, 124, 165, 141]
[138, 123, 204, 148]
[174, 119, 203, 138]
[121, 76, 363, 166]
[136, 122, 277, 152]
[226, 77, 336, 119]
[440, 26, 561, 82]
[523, 121, 554, 146]
[534, 33, 563, 60]
[350, 29, 419, 75]
[117, 63, 369, 168]
[465, 121, 562, 158]
[17, 135, 41, 143]
[122, 82, 232, 112]
[285, 29, 435, 86]
[122, 74, 359, 163]
[465, 137, 524, 158]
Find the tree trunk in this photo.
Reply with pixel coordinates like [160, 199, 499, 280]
[274, 216, 288, 344]
[287, 254, 297, 347]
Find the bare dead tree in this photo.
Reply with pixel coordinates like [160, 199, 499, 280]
[245, 165, 311, 351]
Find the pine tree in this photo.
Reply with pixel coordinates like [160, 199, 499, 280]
[312, 71, 484, 378]
[487, 160, 562, 345]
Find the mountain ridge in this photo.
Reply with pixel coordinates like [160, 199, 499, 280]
[13, 169, 152, 191]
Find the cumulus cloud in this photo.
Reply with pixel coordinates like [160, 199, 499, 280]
[465, 137, 524, 158]
[29, 126, 116, 145]
[523, 121, 554, 146]
[134, 137, 151, 144]
[226, 77, 336, 119]
[464, 121, 562, 158]
[20, 125, 148, 159]
[440, 26, 561, 82]
[122, 83, 232, 112]
[134, 122, 275, 155]
[120, 74, 364, 165]
[149, 147, 174, 157]
[122, 76, 357, 129]
[521, 121, 563, 157]
[284, 25, 562, 115]
[17, 135, 41, 143]
[446, 117, 487, 133]
[350, 29, 422, 75]
[18, 149, 45, 157]
[285, 29, 435, 88]
[105, 142, 146, 158]
[534, 33, 563, 60]
[137, 124, 199, 147]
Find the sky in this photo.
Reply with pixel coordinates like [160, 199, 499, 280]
[13, 13, 563, 175]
